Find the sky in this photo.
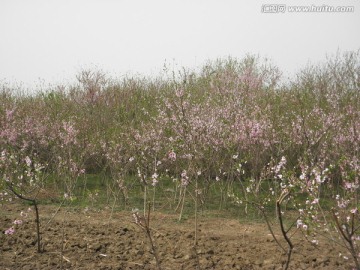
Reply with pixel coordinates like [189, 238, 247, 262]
[0, 0, 359, 91]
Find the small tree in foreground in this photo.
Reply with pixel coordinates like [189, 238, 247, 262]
[1, 150, 46, 253]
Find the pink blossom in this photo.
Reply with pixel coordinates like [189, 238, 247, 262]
[311, 239, 319, 245]
[5, 108, 15, 119]
[13, 219, 23, 225]
[24, 156, 32, 167]
[274, 156, 286, 174]
[296, 219, 303, 228]
[338, 199, 349, 208]
[175, 88, 184, 98]
[168, 151, 176, 161]
[311, 198, 319, 204]
[181, 170, 189, 186]
[151, 173, 159, 186]
[344, 182, 353, 190]
[4, 227, 15, 235]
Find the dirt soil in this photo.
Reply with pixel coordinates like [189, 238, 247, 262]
[0, 202, 355, 270]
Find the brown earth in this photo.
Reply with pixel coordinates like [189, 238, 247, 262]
[0, 202, 355, 270]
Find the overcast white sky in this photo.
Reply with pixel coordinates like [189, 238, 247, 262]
[0, 0, 359, 90]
